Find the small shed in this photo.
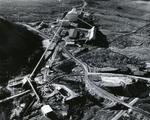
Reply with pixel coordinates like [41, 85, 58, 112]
[69, 29, 79, 39]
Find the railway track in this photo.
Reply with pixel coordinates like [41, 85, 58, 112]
[3, 1, 150, 119]
[10, 20, 150, 119]
[61, 45, 150, 119]
[5, 20, 150, 119]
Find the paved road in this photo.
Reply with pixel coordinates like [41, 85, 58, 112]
[61, 46, 150, 118]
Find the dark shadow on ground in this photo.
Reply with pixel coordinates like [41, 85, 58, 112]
[0, 17, 44, 85]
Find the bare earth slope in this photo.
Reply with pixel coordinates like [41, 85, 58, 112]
[86, 0, 150, 62]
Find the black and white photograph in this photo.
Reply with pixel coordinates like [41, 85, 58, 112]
[0, 0, 150, 119]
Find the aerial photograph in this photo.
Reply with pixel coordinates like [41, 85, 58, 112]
[1, 0, 150, 119]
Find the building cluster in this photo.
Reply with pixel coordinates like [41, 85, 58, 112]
[55, 8, 97, 46]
